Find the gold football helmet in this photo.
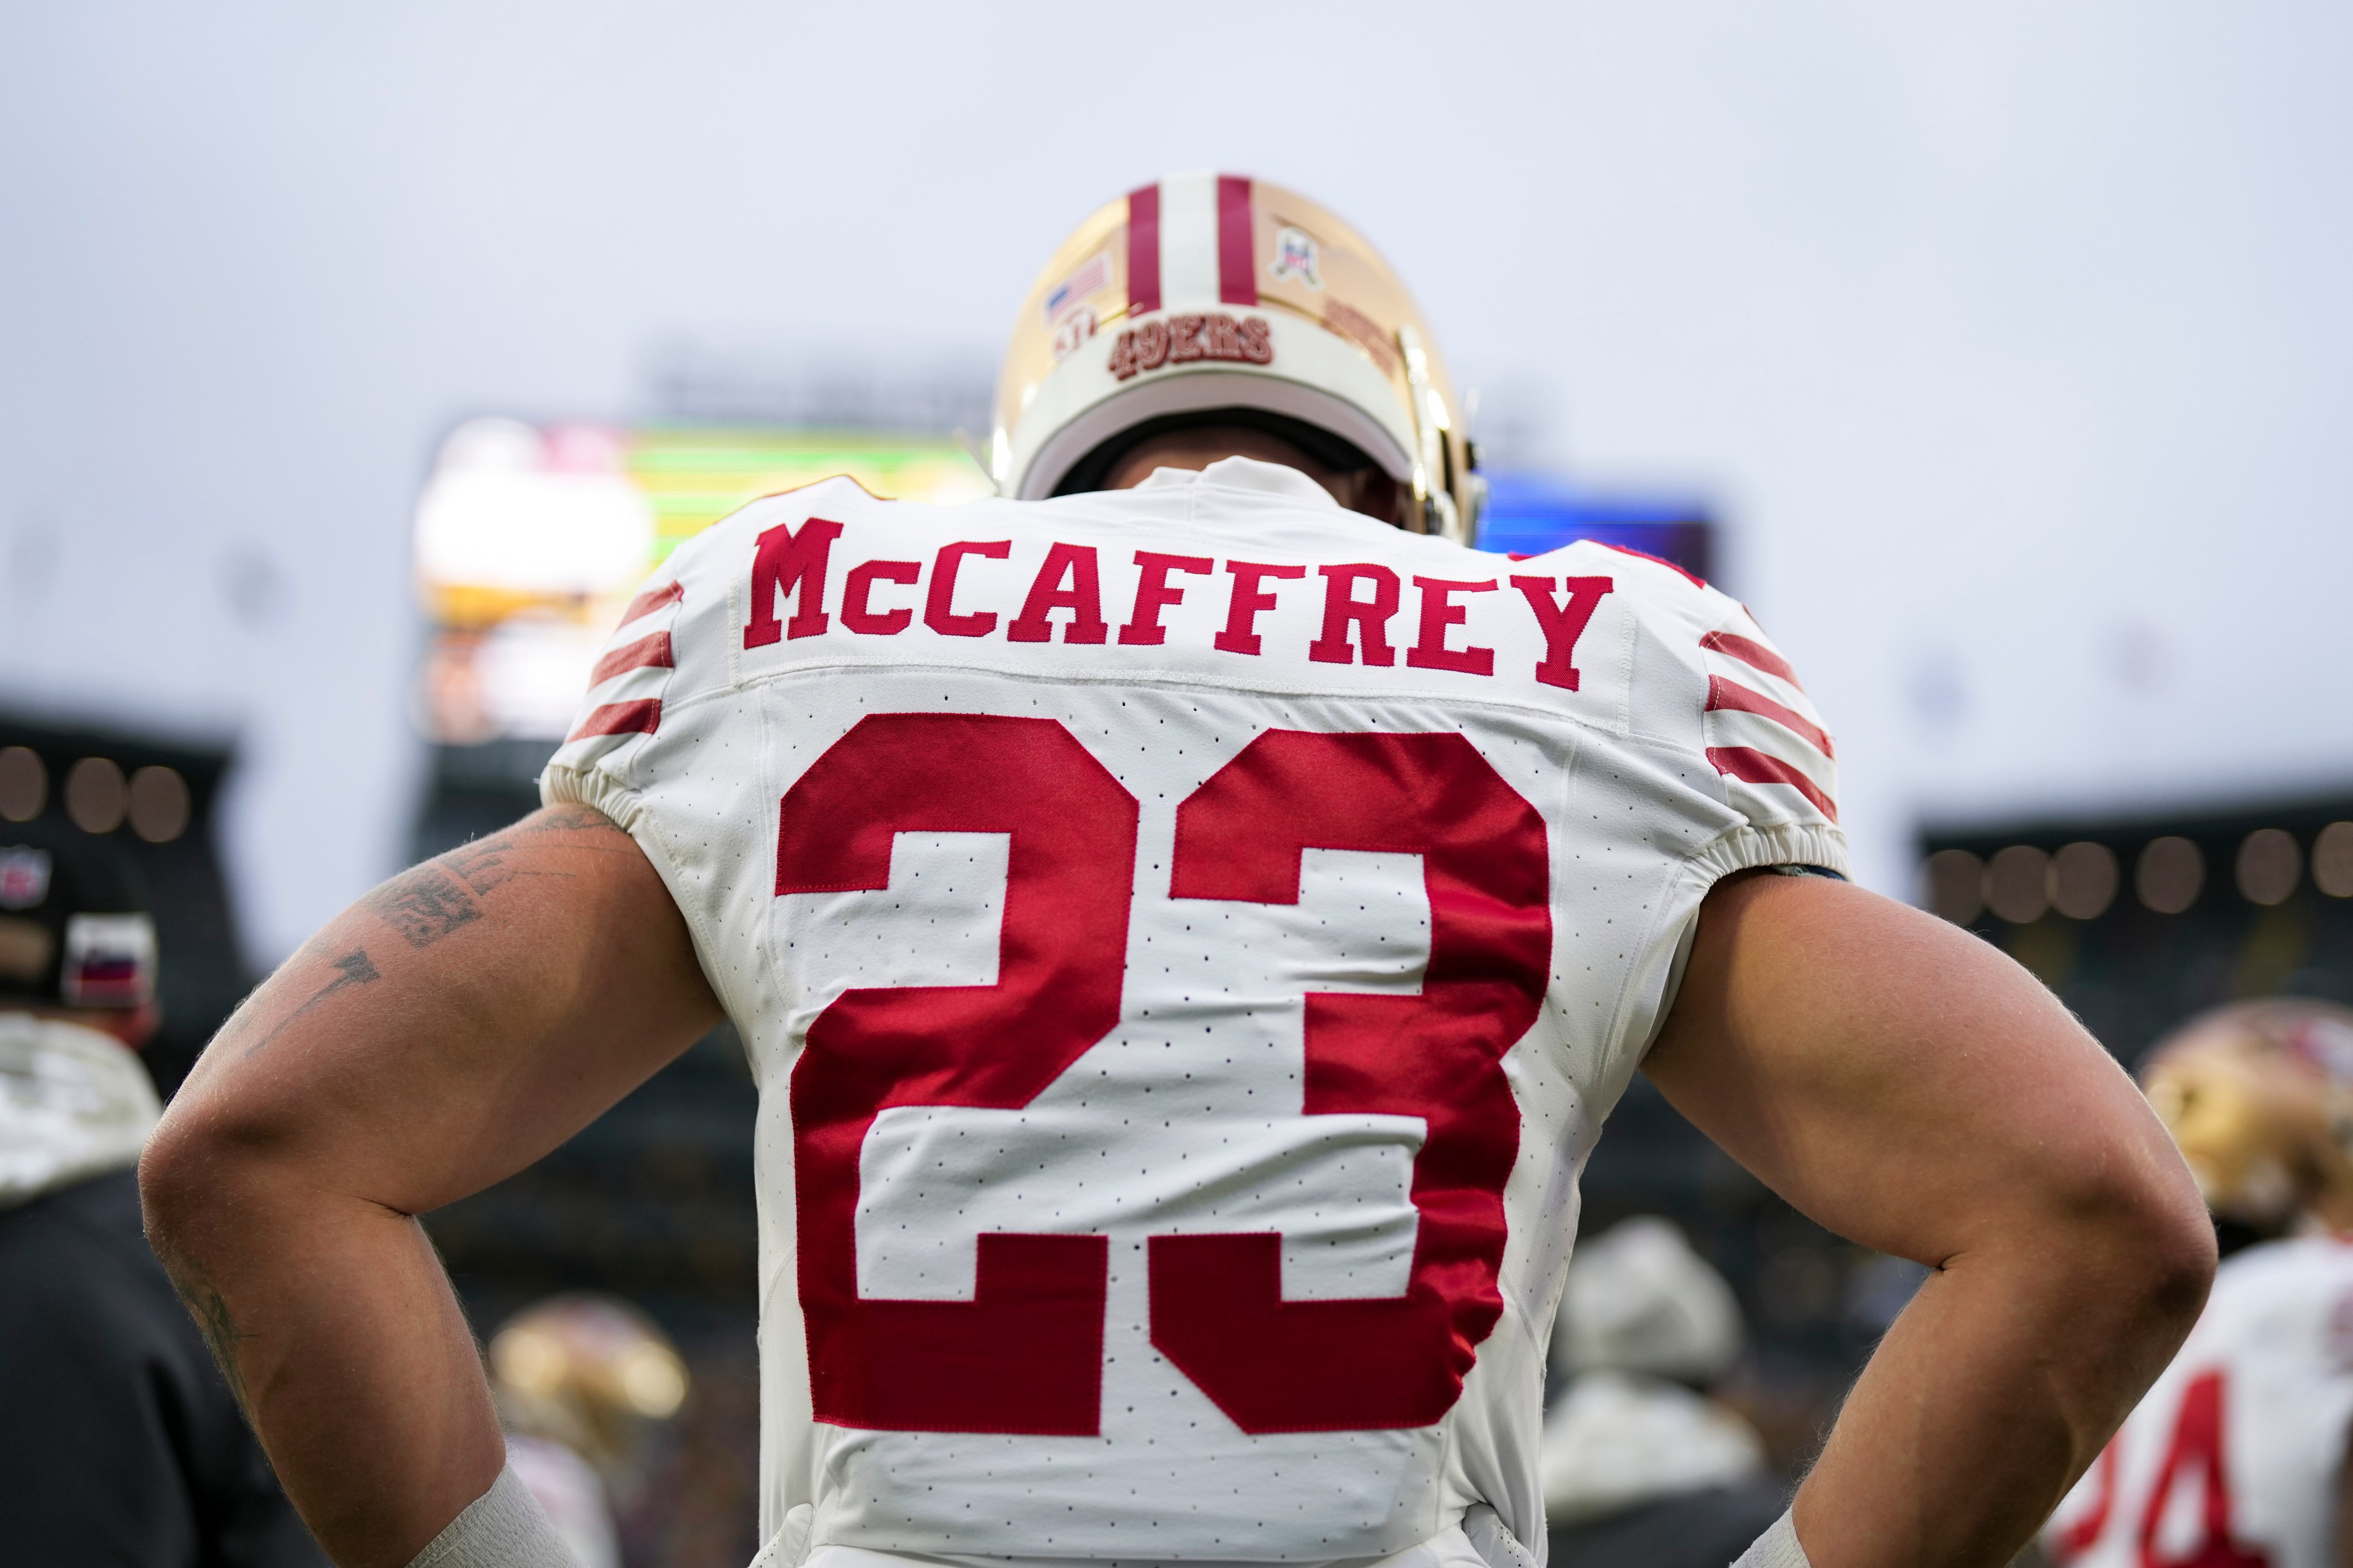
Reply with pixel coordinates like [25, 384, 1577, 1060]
[488, 1293, 689, 1474]
[2140, 999, 2353, 1235]
[992, 173, 1483, 541]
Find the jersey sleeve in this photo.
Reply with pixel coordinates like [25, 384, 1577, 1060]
[1692, 604, 1848, 877]
[1604, 589, 1851, 1080]
[537, 567, 687, 826]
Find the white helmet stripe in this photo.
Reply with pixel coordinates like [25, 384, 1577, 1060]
[1125, 173, 1258, 319]
[1156, 172, 1220, 308]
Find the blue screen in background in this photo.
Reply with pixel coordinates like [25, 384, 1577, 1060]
[1476, 472, 1716, 586]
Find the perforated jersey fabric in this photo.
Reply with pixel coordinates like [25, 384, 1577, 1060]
[540, 457, 1845, 1567]
[2043, 1235, 2353, 1568]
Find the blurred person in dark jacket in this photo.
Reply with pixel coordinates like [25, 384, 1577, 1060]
[0, 820, 324, 1566]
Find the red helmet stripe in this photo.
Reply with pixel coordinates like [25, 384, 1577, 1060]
[1216, 175, 1257, 306]
[1126, 183, 1161, 316]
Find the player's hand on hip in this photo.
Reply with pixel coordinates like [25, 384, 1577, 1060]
[1645, 869, 2214, 1568]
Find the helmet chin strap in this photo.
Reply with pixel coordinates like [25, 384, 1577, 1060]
[1396, 324, 1446, 540]
[2311, 1172, 2353, 1238]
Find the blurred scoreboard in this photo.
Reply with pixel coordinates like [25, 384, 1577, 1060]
[1474, 472, 1715, 583]
[414, 418, 991, 743]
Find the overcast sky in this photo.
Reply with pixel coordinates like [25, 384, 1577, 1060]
[5, 2, 2349, 959]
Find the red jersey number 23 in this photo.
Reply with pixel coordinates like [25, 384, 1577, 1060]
[777, 713, 1552, 1437]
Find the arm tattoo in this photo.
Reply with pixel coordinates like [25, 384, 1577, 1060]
[359, 807, 614, 950]
[363, 865, 485, 949]
[153, 1241, 257, 1415]
[240, 947, 381, 1059]
[531, 802, 615, 835]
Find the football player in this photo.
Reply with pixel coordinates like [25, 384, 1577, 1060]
[2043, 999, 2353, 1568]
[142, 175, 2213, 1568]
[489, 1294, 692, 1568]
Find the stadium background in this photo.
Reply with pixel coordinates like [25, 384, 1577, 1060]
[6, 6, 2351, 1563]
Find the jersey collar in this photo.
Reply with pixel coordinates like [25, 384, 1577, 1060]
[1134, 456, 1345, 511]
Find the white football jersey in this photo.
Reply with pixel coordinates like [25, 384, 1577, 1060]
[540, 458, 1846, 1567]
[2044, 1236, 2353, 1568]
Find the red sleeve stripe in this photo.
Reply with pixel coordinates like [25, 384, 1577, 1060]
[1127, 183, 1162, 316]
[1707, 747, 1838, 822]
[568, 699, 662, 743]
[621, 580, 683, 626]
[1701, 629, 1802, 689]
[1216, 175, 1257, 306]
[589, 630, 673, 688]
[1707, 675, 1833, 758]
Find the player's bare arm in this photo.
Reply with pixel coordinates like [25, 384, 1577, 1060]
[140, 804, 722, 1567]
[1648, 871, 2216, 1568]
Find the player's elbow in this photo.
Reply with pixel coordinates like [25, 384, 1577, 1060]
[138, 1110, 221, 1265]
[2102, 1162, 2215, 1335]
[2028, 1123, 2216, 1351]
[2150, 1165, 2218, 1306]
[138, 1094, 286, 1270]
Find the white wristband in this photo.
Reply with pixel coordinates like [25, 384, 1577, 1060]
[1732, 1509, 1811, 1568]
[407, 1463, 582, 1568]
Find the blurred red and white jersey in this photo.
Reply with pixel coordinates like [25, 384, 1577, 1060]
[542, 457, 1845, 1568]
[2045, 1237, 2353, 1568]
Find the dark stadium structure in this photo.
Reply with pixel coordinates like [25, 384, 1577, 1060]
[0, 713, 246, 1102]
[1916, 794, 2353, 1062]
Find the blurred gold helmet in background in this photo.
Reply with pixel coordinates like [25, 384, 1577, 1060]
[2140, 999, 2353, 1235]
[489, 1293, 689, 1474]
[993, 172, 1483, 542]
